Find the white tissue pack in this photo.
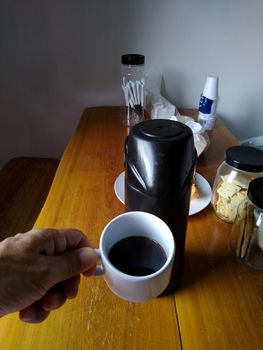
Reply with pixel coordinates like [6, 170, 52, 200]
[146, 90, 209, 157]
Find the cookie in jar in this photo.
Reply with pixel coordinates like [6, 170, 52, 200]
[212, 146, 263, 223]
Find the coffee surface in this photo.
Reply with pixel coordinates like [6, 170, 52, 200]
[108, 236, 167, 276]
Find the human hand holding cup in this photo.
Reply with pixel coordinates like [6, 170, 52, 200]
[94, 211, 175, 302]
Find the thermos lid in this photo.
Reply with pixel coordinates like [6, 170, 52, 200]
[137, 119, 185, 139]
[125, 119, 196, 196]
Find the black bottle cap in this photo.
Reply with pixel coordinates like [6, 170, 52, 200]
[225, 146, 263, 172]
[121, 54, 145, 65]
[248, 177, 263, 209]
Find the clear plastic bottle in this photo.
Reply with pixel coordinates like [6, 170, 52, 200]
[230, 177, 263, 272]
[212, 146, 263, 223]
[121, 54, 145, 126]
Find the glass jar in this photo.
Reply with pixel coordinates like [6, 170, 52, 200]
[230, 177, 263, 272]
[212, 146, 263, 223]
[121, 54, 145, 126]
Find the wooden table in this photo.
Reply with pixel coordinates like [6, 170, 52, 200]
[0, 107, 262, 349]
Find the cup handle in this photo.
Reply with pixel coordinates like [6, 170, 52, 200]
[93, 249, 105, 276]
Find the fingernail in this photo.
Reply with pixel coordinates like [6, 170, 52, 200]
[20, 306, 49, 324]
[20, 309, 34, 322]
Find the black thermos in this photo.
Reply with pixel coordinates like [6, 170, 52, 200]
[125, 119, 196, 292]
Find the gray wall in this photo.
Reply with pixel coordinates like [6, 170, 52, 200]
[1, 0, 262, 165]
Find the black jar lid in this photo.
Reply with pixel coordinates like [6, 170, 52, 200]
[248, 177, 263, 209]
[121, 54, 145, 65]
[225, 146, 263, 172]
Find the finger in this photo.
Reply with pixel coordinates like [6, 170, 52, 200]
[41, 285, 67, 312]
[82, 264, 97, 277]
[27, 228, 93, 255]
[63, 275, 81, 299]
[50, 228, 93, 251]
[48, 247, 97, 285]
[19, 301, 50, 323]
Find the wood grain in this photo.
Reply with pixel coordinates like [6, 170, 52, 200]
[179, 109, 263, 349]
[0, 108, 181, 350]
[0, 107, 262, 349]
[0, 157, 59, 241]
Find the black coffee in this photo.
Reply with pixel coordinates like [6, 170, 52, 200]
[108, 236, 167, 276]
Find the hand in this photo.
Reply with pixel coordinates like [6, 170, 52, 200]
[0, 228, 97, 323]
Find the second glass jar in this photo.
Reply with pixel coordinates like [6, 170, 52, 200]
[230, 177, 263, 272]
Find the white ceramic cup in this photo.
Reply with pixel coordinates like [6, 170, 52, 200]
[95, 211, 175, 302]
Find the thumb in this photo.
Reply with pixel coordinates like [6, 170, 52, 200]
[49, 247, 97, 285]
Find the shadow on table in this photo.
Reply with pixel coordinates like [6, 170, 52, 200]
[179, 250, 243, 290]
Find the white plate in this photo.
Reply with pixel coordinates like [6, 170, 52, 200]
[114, 172, 125, 204]
[114, 172, 211, 216]
[190, 173, 212, 215]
